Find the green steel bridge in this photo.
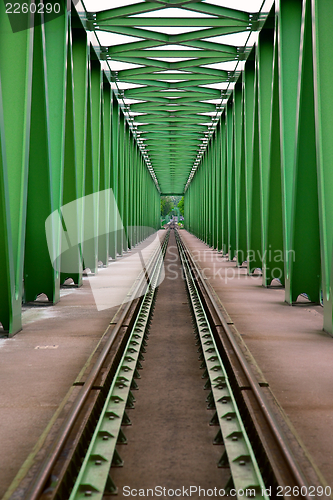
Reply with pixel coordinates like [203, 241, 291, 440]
[1, 0, 333, 337]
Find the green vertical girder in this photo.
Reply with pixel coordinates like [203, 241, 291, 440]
[82, 58, 101, 274]
[98, 81, 111, 266]
[257, 24, 274, 282]
[185, 0, 333, 334]
[289, 0, 321, 304]
[0, 3, 160, 336]
[243, 52, 255, 266]
[2, 0, 333, 339]
[0, 2, 33, 334]
[264, 33, 284, 286]
[110, 95, 118, 260]
[277, 0, 302, 301]
[312, 0, 333, 332]
[61, 18, 86, 286]
[226, 100, 236, 261]
[44, 9, 68, 296]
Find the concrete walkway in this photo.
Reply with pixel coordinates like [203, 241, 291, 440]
[0, 232, 164, 499]
[181, 230, 333, 492]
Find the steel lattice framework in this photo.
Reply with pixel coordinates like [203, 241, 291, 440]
[85, 0, 270, 194]
[2, 0, 333, 339]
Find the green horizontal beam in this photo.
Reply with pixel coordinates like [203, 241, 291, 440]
[117, 73, 227, 82]
[110, 49, 238, 58]
[99, 18, 248, 28]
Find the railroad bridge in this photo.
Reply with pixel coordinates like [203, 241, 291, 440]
[1, 1, 333, 499]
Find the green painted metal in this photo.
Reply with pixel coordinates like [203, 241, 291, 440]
[289, 0, 321, 303]
[184, 0, 333, 332]
[24, 13, 58, 303]
[257, 22, 274, 282]
[236, 85, 247, 267]
[117, 112, 125, 256]
[264, 32, 284, 286]
[243, 51, 255, 267]
[61, 18, 87, 286]
[0, 77, 14, 334]
[276, 0, 302, 301]
[110, 95, 119, 260]
[83, 59, 99, 274]
[215, 124, 222, 252]
[312, 0, 333, 332]
[0, 2, 33, 334]
[1, 0, 333, 338]
[0, 3, 160, 336]
[233, 79, 245, 266]
[91, 0, 257, 195]
[44, 10, 68, 295]
[98, 80, 111, 266]
[226, 100, 236, 261]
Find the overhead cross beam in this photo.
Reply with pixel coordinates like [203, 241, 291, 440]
[88, 0, 261, 193]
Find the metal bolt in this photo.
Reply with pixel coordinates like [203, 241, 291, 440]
[239, 460, 246, 466]
[85, 491, 92, 497]
[103, 436, 109, 441]
[109, 415, 115, 420]
[227, 416, 232, 421]
[95, 460, 102, 465]
[232, 436, 238, 441]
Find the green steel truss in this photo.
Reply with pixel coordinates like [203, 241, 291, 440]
[0, 2, 160, 336]
[2, 0, 333, 337]
[88, 0, 268, 195]
[185, 0, 333, 335]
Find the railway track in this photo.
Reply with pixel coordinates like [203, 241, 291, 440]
[175, 230, 316, 500]
[12, 228, 322, 500]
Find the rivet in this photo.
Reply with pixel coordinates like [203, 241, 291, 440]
[226, 416, 232, 421]
[103, 436, 109, 441]
[239, 460, 246, 466]
[95, 460, 102, 465]
[85, 491, 92, 497]
[109, 415, 115, 420]
[232, 436, 238, 441]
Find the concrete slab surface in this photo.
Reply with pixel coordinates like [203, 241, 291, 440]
[0, 233, 164, 499]
[181, 230, 333, 491]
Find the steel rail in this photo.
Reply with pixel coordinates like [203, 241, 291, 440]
[176, 229, 313, 500]
[69, 230, 169, 499]
[25, 231, 169, 500]
[176, 230, 268, 499]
